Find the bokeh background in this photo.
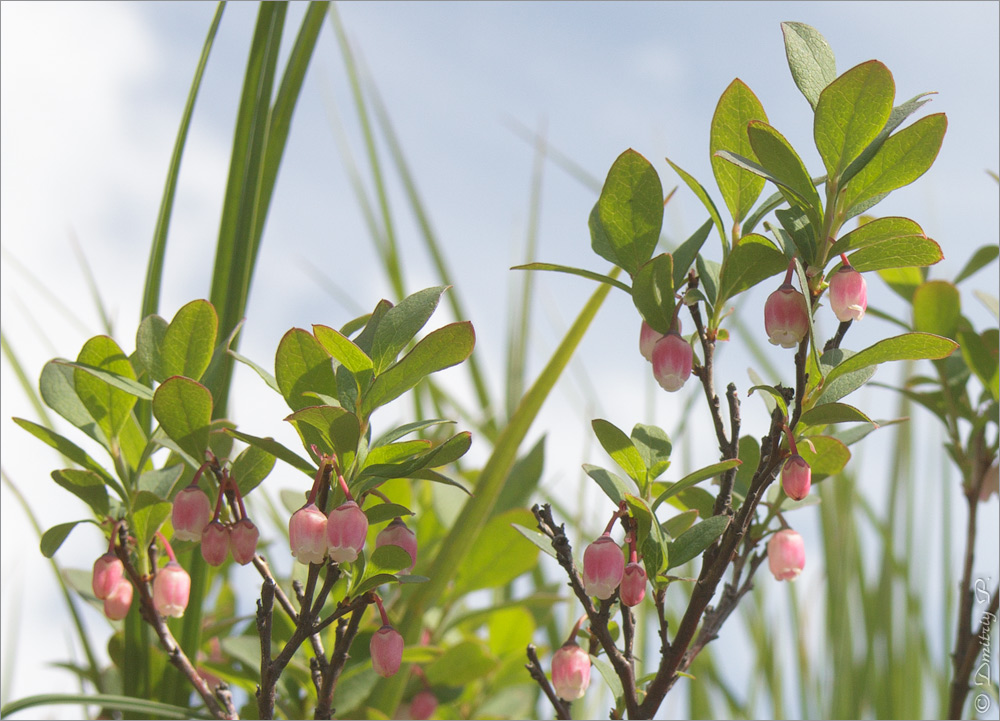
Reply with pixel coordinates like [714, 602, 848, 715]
[2, 2, 997, 717]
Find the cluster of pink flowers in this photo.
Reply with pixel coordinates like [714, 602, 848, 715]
[172, 466, 260, 567]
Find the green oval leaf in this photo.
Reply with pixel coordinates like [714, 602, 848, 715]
[814, 60, 894, 182]
[630, 423, 672, 480]
[747, 120, 822, 217]
[912, 281, 961, 339]
[285, 404, 360, 464]
[666, 514, 729, 570]
[830, 216, 926, 256]
[665, 157, 725, 244]
[596, 149, 665, 275]
[313, 324, 373, 375]
[711, 79, 769, 224]
[631, 253, 675, 334]
[652, 459, 742, 511]
[843, 235, 943, 272]
[781, 22, 836, 110]
[841, 113, 947, 216]
[136, 314, 169, 383]
[152, 376, 213, 461]
[583, 464, 638, 506]
[231, 444, 276, 497]
[800, 402, 876, 427]
[132, 490, 172, 551]
[74, 336, 139, 440]
[823, 333, 958, 388]
[161, 299, 218, 382]
[274, 328, 338, 412]
[815, 348, 877, 405]
[798, 435, 850, 476]
[51, 469, 110, 517]
[424, 641, 496, 687]
[717, 233, 788, 303]
[370, 286, 448, 375]
[592, 419, 648, 488]
[226, 428, 313, 473]
[363, 502, 413, 526]
[40, 520, 89, 558]
[361, 322, 475, 416]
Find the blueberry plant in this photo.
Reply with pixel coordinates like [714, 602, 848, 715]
[5, 11, 997, 721]
[513, 22, 990, 719]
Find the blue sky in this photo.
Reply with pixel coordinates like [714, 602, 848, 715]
[2, 2, 998, 716]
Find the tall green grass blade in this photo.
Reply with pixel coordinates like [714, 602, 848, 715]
[208, 2, 286, 413]
[502, 116, 602, 192]
[1, 332, 53, 429]
[0, 250, 91, 337]
[370, 269, 620, 714]
[142, 3, 224, 320]
[0, 693, 213, 720]
[69, 232, 113, 335]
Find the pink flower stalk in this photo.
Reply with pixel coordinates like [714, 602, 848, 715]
[172, 484, 213, 542]
[327, 500, 368, 564]
[103, 579, 133, 620]
[370, 624, 404, 677]
[92, 552, 125, 600]
[829, 261, 867, 323]
[409, 690, 438, 720]
[551, 643, 591, 701]
[230, 518, 259, 565]
[767, 529, 805, 582]
[651, 331, 693, 392]
[582, 535, 624, 600]
[375, 517, 417, 573]
[620, 562, 647, 607]
[639, 321, 664, 362]
[765, 266, 809, 349]
[200, 520, 230, 567]
[781, 454, 812, 501]
[153, 560, 191, 617]
[289, 503, 329, 565]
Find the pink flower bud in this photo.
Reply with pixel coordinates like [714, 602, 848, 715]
[409, 690, 438, 720]
[200, 520, 230, 567]
[92, 552, 125, 600]
[582, 535, 624, 600]
[230, 518, 259, 565]
[153, 561, 191, 617]
[829, 264, 867, 322]
[620, 561, 647, 607]
[781, 454, 812, 501]
[103, 578, 133, 620]
[764, 284, 809, 348]
[639, 321, 665, 362]
[651, 331, 693, 392]
[980, 463, 999, 502]
[327, 500, 368, 564]
[172, 485, 213, 542]
[370, 624, 404, 678]
[767, 529, 805, 582]
[551, 643, 591, 701]
[290, 503, 329, 565]
[376, 517, 417, 574]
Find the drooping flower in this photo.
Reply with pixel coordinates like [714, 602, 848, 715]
[92, 552, 125, 600]
[767, 529, 805, 582]
[829, 263, 867, 322]
[781, 454, 812, 501]
[620, 561, 647, 607]
[764, 284, 809, 348]
[582, 535, 624, 600]
[153, 561, 191, 617]
[651, 331, 693, 392]
[639, 321, 664, 362]
[370, 624, 405, 678]
[409, 690, 438, 720]
[375, 517, 417, 574]
[171, 484, 213, 542]
[289, 503, 329, 565]
[103, 578, 133, 620]
[327, 500, 369, 564]
[200, 520, 230, 567]
[230, 518, 259, 565]
[551, 643, 591, 701]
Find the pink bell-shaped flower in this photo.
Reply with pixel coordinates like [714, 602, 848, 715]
[289, 503, 329, 565]
[551, 642, 591, 701]
[103, 578, 133, 620]
[200, 520, 230, 567]
[582, 535, 624, 600]
[829, 263, 867, 322]
[764, 284, 809, 348]
[767, 529, 805, 582]
[781, 454, 812, 501]
[153, 560, 191, 617]
[375, 517, 417, 574]
[370, 624, 405, 678]
[639, 321, 664, 362]
[651, 331, 693, 392]
[327, 500, 369, 564]
[171, 484, 213, 542]
[409, 690, 438, 720]
[620, 561, 647, 607]
[230, 518, 259, 565]
[92, 552, 125, 600]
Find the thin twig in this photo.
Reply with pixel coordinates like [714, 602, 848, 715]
[525, 643, 571, 720]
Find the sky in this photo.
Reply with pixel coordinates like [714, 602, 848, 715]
[1, 2, 998, 717]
